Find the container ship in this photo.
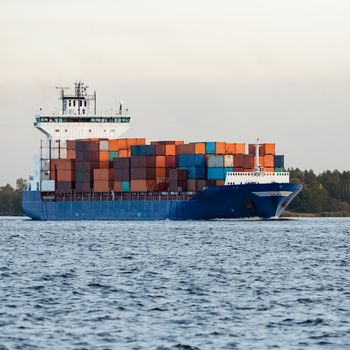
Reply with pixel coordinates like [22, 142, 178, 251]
[22, 82, 302, 220]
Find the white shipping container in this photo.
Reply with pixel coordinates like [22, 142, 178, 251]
[99, 140, 109, 151]
[41, 180, 55, 192]
[224, 155, 234, 168]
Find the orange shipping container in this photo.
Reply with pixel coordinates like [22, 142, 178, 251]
[94, 168, 114, 181]
[215, 142, 226, 155]
[130, 180, 157, 192]
[99, 151, 109, 161]
[57, 170, 75, 182]
[264, 167, 274, 172]
[263, 143, 275, 155]
[93, 180, 113, 192]
[99, 161, 110, 169]
[260, 155, 274, 168]
[118, 149, 129, 158]
[155, 156, 166, 168]
[114, 181, 122, 192]
[155, 168, 167, 178]
[165, 145, 176, 156]
[226, 143, 245, 154]
[50, 159, 75, 171]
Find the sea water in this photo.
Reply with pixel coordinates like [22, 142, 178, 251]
[0, 217, 349, 349]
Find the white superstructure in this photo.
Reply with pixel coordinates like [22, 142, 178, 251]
[29, 82, 131, 191]
[35, 82, 130, 146]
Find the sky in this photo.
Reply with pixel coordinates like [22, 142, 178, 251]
[0, 0, 350, 184]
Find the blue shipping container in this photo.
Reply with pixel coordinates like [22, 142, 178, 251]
[131, 145, 156, 156]
[182, 166, 206, 179]
[205, 142, 216, 154]
[274, 155, 284, 168]
[121, 181, 130, 192]
[207, 167, 234, 180]
[177, 154, 206, 167]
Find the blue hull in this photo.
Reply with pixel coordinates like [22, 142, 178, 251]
[22, 183, 302, 220]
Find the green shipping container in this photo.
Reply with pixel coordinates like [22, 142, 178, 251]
[121, 181, 130, 192]
[275, 167, 284, 172]
[109, 151, 119, 161]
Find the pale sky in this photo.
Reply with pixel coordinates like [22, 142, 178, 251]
[1, 0, 350, 184]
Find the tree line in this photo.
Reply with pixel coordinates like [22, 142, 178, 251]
[288, 169, 350, 214]
[0, 171, 350, 216]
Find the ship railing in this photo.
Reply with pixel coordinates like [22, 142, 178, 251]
[45, 191, 195, 202]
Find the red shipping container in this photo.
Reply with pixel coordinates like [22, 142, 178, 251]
[66, 140, 76, 150]
[176, 143, 205, 155]
[165, 156, 176, 168]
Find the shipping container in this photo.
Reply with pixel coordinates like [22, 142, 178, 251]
[99, 139, 109, 151]
[205, 142, 216, 154]
[131, 180, 157, 192]
[165, 155, 176, 168]
[66, 140, 76, 150]
[131, 156, 156, 168]
[93, 180, 113, 192]
[176, 143, 205, 155]
[57, 170, 75, 182]
[225, 143, 245, 154]
[176, 154, 206, 167]
[121, 181, 130, 192]
[155, 156, 166, 168]
[130, 168, 156, 180]
[260, 155, 274, 168]
[165, 145, 176, 156]
[224, 155, 234, 167]
[56, 181, 75, 194]
[274, 155, 284, 168]
[94, 169, 114, 181]
[109, 151, 119, 161]
[169, 169, 187, 181]
[207, 167, 233, 180]
[215, 142, 226, 155]
[207, 155, 224, 168]
[114, 168, 130, 181]
[275, 167, 284, 172]
[131, 145, 156, 156]
[186, 166, 206, 179]
[113, 158, 130, 169]
[67, 150, 76, 159]
[76, 182, 91, 193]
